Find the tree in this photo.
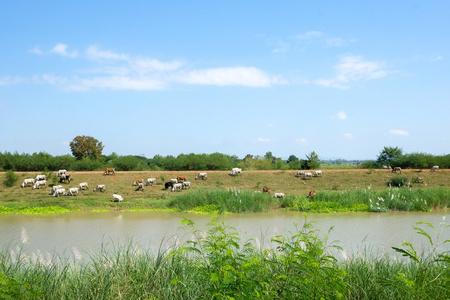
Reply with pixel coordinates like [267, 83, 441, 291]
[377, 146, 403, 167]
[70, 136, 104, 160]
[305, 151, 321, 170]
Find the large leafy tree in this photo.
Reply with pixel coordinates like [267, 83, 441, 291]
[377, 146, 403, 167]
[305, 151, 321, 170]
[70, 135, 104, 160]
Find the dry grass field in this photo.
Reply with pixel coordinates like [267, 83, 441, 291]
[0, 168, 448, 209]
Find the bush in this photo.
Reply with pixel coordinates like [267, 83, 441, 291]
[388, 176, 408, 187]
[3, 170, 19, 187]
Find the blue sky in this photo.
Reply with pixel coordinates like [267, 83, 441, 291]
[1, 1, 449, 160]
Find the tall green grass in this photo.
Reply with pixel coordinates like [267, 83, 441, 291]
[1, 217, 448, 299]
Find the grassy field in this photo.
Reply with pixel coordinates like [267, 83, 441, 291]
[0, 169, 449, 213]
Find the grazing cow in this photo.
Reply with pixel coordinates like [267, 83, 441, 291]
[415, 177, 424, 183]
[182, 181, 191, 189]
[177, 175, 187, 182]
[164, 181, 174, 190]
[132, 178, 144, 186]
[145, 178, 156, 186]
[303, 172, 313, 180]
[229, 168, 242, 176]
[295, 170, 305, 177]
[78, 182, 89, 190]
[111, 194, 123, 202]
[104, 168, 115, 175]
[135, 182, 144, 191]
[170, 178, 178, 184]
[392, 167, 402, 174]
[57, 170, 67, 177]
[430, 165, 439, 172]
[53, 188, 66, 197]
[33, 180, 47, 189]
[93, 184, 106, 192]
[35, 175, 46, 181]
[272, 193, 285, 198]
[309, 190, 316, 198]
[262, 186, 271, 193]
[382, 165, 391, 169]
[49, 185, 63, 195]
[21, 178, 35, 188]
[171, 183, 183, 192]
[66, 187, 79, 196]
[195, 172, 207, 180]
[313, 170, 323, 177]
[59, 174, 72, 184]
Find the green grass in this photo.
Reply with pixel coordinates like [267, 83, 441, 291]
[0, 170, 449, 214]
[0, 217, 448, 299]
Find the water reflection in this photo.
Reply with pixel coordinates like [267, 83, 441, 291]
[1, 210, 448, 260]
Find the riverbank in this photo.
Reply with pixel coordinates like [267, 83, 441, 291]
[1, 170, 449, 214]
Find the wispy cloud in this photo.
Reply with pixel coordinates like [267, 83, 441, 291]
[254, 137, 272, 143]
[344, 133, 353, 139]
[51, 43, 78, 58]
[32, 45, 282, 90]
[389, 129, 409, 136]
[295, 138, 308, 146]
[315, 55, 387, 89]
[0, 76, 24, 86]
[337, 111, 347, 120]
[293, 31, 324, 40]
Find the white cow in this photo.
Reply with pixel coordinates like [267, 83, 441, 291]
[35, 175, 46, 181]
[49, 185, 63, 195]
[33, 180, 47, 189]
[229, 168, 242, 176]
[53, 188, 66, 197]
[135, 182, 145, 191]
[295, 170, 305, 177]
[145, 178, 156, 186]
[21, 178, 35, 188]
[171, 183, 183, 192]
[313, 170, 323, 177]
[112, 194, 123, 202]
[93, 184, 106, 192]
[78, 182, 89, 190]
[57, 170, 67, 177]
[66, 187, 79, 196]
[303, 172, 313, 180]
[182, 181, 191, 189]
[272, 193, 285, 198]
[431, 165, 439, 172]
[195, 172, 208, 180]
[170, 178, 178, 184]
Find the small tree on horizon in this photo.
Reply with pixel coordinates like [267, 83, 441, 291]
[306, 151, 321, 170]
[69, 135, 104, 160]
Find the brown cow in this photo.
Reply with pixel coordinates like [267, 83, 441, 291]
[132, 178, 144, 186]
[392, 167, 402, 174]
[309, 190, 316, 198]
[104, 168, 115, 175]
[177, 175, 187, 182]
[262, 186, 271, 193]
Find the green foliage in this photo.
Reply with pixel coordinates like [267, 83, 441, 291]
[391, 218, 450, 299]
[389, 176, 408, 187]
[3, 171, 18, 187]
[69, 135, 104, 160]
[377, 146, 403, 167]
[305, 151, 321, 170]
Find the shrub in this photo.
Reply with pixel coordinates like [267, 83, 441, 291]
[388, 176, 408, 187]
[3, 170, 19, 187]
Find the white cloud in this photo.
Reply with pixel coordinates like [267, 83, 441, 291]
[267, 123, 274, 128]
[174, 67, 275, 87]
[272, 40, 291, 53]
[86, 45, 129, 61]
[344, 133, 353, 139]
[0, 76, 24, 86]
[70, 76, 166, 91]
[254, 137, 272, 143]
[389, 129, 409, 136]
[295, 138, 308, 145]
[294, 31, 323, 40]
[315, 55, 387, 89]
[430, 56, 443, 62]
[29, 46, 43, 55]
[337, 111, 347, 120]
[326, 37, 346, 47]
[51, 43, 78, 58]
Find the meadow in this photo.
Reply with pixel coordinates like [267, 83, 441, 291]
[0, 169, 449, 214]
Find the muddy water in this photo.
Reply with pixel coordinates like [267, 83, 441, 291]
[1, 210, 449, 259]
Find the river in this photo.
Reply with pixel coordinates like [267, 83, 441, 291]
[1, 210, 449, 261]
